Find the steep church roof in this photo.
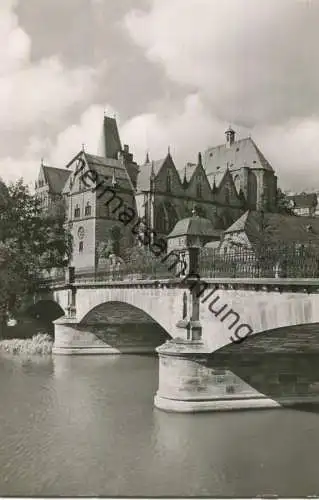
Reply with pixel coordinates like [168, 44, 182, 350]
[97, 115, 122, 159]
[42, 165, 70, 194]
[136, 155, 171, 191]
[203, 137, 274, 179]
[63, 151, 134, 194]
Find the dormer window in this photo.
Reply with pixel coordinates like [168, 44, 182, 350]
[74, 204, 80, 218]
[85, 202, 91, 216]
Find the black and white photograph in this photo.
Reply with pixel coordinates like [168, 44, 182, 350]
[1, 0, 319, 497]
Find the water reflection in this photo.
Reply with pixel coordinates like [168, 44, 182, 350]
[2, 352, 319, 496]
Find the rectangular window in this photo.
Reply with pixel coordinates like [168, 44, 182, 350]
[74, 206, 80, 218]
[85, 204, 91, 216]
[79, 241, 83, 253]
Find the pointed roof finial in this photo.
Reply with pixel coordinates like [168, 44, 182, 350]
[41, 157, 44, 167]
[145, 151, 150, 164]
[198, 152, 202, 166]
[167, 145, 171, 156]
[82, 143, 85, 152]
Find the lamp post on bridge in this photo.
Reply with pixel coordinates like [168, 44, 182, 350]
[165, 207, 220, 341]
[154, 207, 222, 412]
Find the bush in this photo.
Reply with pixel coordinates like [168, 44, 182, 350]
[0, 333, 53, 355]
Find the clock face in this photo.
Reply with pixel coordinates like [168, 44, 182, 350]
[78, 226, 85, 240]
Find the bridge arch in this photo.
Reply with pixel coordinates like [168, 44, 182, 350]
[26, 299, 65, 323]
[207, 322, 319, 410]
[75, 286, 185, 339]
[78, 300, 172, 352]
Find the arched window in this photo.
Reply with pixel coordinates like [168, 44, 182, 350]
[155, 204, 167, 234]
[166, 171, 172, 193]
[234, 175, 241, 194]
[165, 202, 178, 233]
[85, 202, 91, 216]
[74, 204, 80, 218]
[224, 187, 230, 205]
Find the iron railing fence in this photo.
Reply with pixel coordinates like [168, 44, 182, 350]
[39, 241, 319, 285]
[199, 242, 319, 278]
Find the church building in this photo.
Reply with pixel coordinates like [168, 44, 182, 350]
[34, 116, 279, 270]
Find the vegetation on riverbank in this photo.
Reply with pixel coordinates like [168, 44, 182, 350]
[0, 178, 72, 333]
[0, 333, 53, 355]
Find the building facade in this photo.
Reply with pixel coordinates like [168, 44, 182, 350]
[35, 116, 279, 270]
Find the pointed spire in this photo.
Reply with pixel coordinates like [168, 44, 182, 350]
[197, 152, 202, 166]
[145, 151, 150, 164]
[167, 145, 171, 156]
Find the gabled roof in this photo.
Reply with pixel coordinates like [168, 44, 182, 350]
[167, 214, 220, 240]
[287, 193, 318, 209]
[42, 165, 70, 194]
[204, 137, 274, 178]
[97, 115, 122, 159]
[136, 154, 173, 191]
[62, 151, 134, 194]
[225, 210, 319, 245]
[178, 162, 197, 184]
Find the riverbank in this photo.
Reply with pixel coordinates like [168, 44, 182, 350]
[0, 333, 53, 355]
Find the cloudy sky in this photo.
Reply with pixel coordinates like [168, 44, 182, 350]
[1, 0, 319, 191]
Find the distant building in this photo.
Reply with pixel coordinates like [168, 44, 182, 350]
[35, 161, 69, 217]
[220, 210, 319, 253]
[34, 116, 281, 270]
[286, 192, 318, 217]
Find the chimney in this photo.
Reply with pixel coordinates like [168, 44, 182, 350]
[225, 126, 235, 148]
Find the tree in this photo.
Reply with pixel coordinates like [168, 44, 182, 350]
[0, 178, 72, 332]
[276, 188, 295, 215]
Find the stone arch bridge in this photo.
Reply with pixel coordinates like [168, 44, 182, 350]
[33, 275, 319, 412]
[39, 276, 319, 356]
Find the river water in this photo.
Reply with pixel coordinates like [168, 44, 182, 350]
[1, 353, 319, 497]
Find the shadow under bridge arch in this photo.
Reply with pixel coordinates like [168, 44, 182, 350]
[206, 322, 319, 413]
[78, 301, 172, 353]
[17, 300, 65, 337]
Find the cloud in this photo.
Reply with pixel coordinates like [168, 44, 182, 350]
[2, 104, 114, 186]
[0, 1, 98, 134]
[124, 0, 319, 127]
[121, 93, 225, 164]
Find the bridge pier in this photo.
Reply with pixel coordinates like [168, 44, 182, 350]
[154, 274, 281, 412]
[154, 339, 283, 412]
